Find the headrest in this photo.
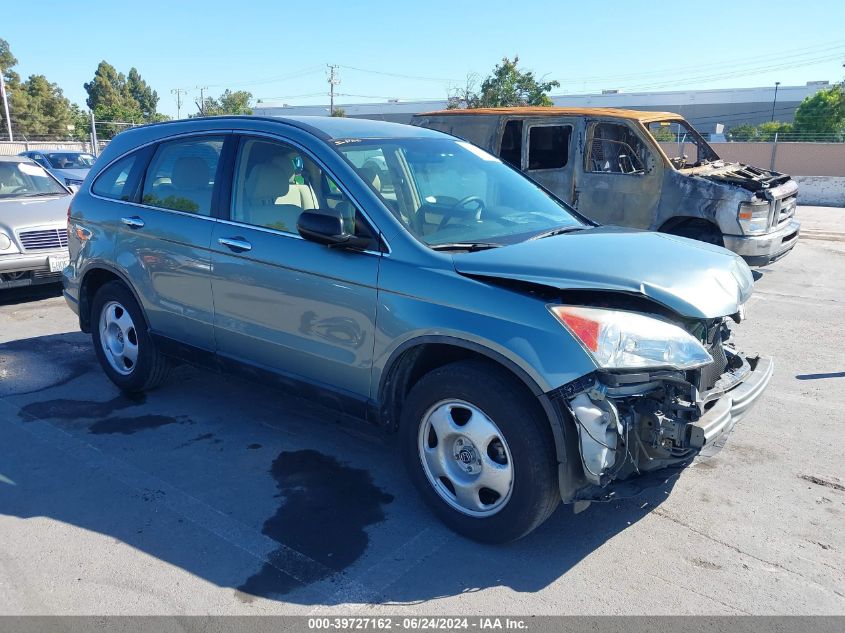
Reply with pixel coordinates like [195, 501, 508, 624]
[358, 165, 381, 191]
[172, 156, 210, 190]
[273, 154, 295, 182]
[245, 162, 291, 201]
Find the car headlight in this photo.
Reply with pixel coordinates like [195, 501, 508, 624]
[549, 305, 713, 370]
[0, 233, 12, 251]
[738, 200, 771, 235]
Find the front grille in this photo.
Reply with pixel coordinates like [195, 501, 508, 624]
[774, 194, 797, 227]
[699, 327, 728, 392]
[18, 228, 68, 251]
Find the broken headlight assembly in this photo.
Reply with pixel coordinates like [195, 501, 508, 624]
[737, 199, 771, 235]
[549, 305, 713, 371]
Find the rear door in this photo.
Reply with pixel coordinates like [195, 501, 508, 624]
[114, 134, 227, 352]
[209, 135, 382, 412]
[573, 120, 662, 228]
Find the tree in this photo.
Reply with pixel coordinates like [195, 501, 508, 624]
[757, 121, 794, 142]
[331, 107, 346, 117]
[84, 61, 131, 111]
[727, 124, 760, 141]
[0, 37, 19, 85]
[446, 74, 480, 110]
[126, 67, 159, 120]
[447, 56, 559, 109]
[0, 40, 83, 140]
[84, 61, 164, 138]
[193, 89, 253, 116]
[791, 85, 845, 141]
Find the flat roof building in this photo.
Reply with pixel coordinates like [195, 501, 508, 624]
[253, 82, 832, 134]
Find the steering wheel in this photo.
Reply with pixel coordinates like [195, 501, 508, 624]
[438, 196, 486, 231]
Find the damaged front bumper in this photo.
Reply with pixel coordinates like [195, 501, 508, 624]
[723, 218, 800, 267]
[548, 349, 773, 504]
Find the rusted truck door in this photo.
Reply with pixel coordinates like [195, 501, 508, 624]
[574, 120, 662, 228]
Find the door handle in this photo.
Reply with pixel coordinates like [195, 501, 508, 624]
[120, 216, 145, 229]
[218, 237, 252, 252]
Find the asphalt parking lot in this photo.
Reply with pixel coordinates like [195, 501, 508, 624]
[0, 205, 843, 616]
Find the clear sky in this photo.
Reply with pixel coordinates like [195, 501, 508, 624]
[4, 0, 845, 118]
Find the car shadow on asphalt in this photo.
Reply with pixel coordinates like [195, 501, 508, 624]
[0, 283, 63, 307]
[0, 332, 678, 607]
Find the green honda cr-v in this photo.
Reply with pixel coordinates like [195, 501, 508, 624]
[64, 116, 772, 542]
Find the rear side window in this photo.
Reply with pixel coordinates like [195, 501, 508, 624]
[141, 137, 224, 215]
[91, 153, 138, 201]
[528, 125, 571, 170]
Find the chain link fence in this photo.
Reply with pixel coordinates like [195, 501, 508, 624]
[0, 117, 142, 156]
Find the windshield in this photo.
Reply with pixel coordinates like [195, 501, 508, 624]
[646, 119, 720, 169]
[45, 152, 96, 169]
[0, 161, 68, 198]
[334, 137, 583, 248]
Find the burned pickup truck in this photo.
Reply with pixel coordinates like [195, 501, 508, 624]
[411, 107, 800, 265]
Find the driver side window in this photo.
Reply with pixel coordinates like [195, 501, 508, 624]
[586, 123, 649, 175]
[231, 138, 378, 246]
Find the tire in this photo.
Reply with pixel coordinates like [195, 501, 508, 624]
[400, 359, 560, 543]
[664, 219, 724, 247]
[90, 281, 170, 392]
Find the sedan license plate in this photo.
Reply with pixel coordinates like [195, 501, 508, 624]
[48, 256, 69, 273]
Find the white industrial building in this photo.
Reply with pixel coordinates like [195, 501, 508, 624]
[254, 82, 832, 134]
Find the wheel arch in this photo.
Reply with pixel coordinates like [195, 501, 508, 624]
[78, 264, 148, 333]
[376, 336, 569, 464]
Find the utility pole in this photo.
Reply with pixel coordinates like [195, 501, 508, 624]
[0, 67, 13, 141]
[195, 86, 208, 116]
[90, 111, 99, 157]
[770, 81, 781, 122]
[171, 88, 186, 119]
[327, 65, 340, 116]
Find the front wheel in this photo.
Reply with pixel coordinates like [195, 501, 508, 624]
[400, 360, 560, 543]
[91, 281, 170, 392]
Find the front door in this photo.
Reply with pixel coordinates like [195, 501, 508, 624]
[574, 121, 662, 228]
[210, 136, 381, 411]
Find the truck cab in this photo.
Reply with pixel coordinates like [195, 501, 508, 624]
[411, 107, 800, 265]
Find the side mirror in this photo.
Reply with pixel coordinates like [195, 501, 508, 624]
[297, 211, 352, 247]
[296, 211, 371, 250]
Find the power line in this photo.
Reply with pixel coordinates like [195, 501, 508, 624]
[206, 65, 325, 89]
[339, 65, 461, 83]
[552, 41, 845, 85]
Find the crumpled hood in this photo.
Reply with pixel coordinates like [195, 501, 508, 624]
[688, 162, 793, 194]
[0, 195, 70, 236]
[452, 226, 754, 319]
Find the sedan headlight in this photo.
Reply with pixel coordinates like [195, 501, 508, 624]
[738, 199, 771, 235]
[0, 232, 12, 251]
[550, 305, 713, 370]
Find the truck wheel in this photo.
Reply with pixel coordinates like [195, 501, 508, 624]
[91, 281, 170, 393]
[665, 219, 724, 247]
[400, 360, 559, 543]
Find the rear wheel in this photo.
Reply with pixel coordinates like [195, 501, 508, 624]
[401, 360, 559, 543]
[91, 281, 170, 392]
